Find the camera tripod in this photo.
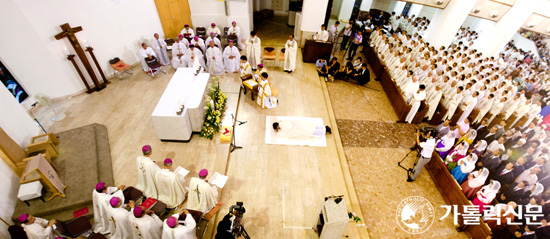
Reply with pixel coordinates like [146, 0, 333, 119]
[397, 146, 421, 181]
[232, 211, 251, 239]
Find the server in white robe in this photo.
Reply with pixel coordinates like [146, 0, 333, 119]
[171, 37, 187, 69]
[246, 31, 262, 70]
[228, 21, 244, 49]
[190, 37, 206, 53]
[93, 182, 125, 234]
[207, 23, 221, 36]
[187, 169, 219, 214]
[284, 34, 298, 73]
[108, 197, 133, 239]
[162, 211, 197, 239]
[405, 85, 427, 123]
[136, 145, 160, 198]
[473, 94, 494, 124]
[443, 87, 464, 121]
[458, 92, 478, 123]
[155, 158, 187, 208]
[180, 24, 195, 39]
[152, 33, 170, 66]
[257, 72, 277, 109]
[130, 206, 163, 239]
[19, 214, 56, 239]
[184, 45, 206, 69]
[426, 85, 443, 120]
[205, 32, 221, 49]
[223, 41, 240, 73]
[206, 42, 224, 76]
[139, 43, 156, 71]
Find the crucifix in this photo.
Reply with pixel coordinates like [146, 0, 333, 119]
[194, 186, 201, 202]
[55, 23, 105, 92]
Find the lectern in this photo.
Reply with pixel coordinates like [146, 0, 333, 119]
[315, 198, 349, 239]
[21, 154, 66, 201]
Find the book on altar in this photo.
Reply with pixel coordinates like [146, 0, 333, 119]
[209, 172, 228, 189]
[175, 166, 190, 178]
[140, 197, 157, 209]
[243, 80, 258, 89]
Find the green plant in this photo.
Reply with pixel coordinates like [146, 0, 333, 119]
[200, 77, 227, 140]
[348, 211, 362, 223]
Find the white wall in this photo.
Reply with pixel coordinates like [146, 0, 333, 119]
[360, 0, 374, 11]
[189, 0, 252, 41]
[301, 0, 329, 32]
[332, 0, 344, 18]
[417, 5, 436, 19]
[338, 0, 355, 21]
[0, 0, 164, 100]
[371, 0, 392, 11]
[390, 0, 406, 14]
[408, 3, 423, 17]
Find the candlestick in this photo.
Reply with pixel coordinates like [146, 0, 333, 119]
[63, 47, 70, 56]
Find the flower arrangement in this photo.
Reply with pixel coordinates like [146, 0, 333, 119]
[200, 77, 227, 140]
[348, 211, 362, 223]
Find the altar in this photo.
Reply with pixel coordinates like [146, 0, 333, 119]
[151, 68, 210, 142]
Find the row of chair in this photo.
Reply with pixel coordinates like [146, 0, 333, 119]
[263, 47, 286, 68]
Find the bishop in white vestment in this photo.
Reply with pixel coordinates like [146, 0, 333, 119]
[205, 32, 221, 48]
[207, 23, 221, 36]
[187, 169, 219, 214]
[155, 158, 187, 208]
[136, 145, 160, 198]
[246, 31, 262, 70]
[190, 37, 206, 53]
[93, 182, 125, 234]
[184, 45, 206, 69]
[139, 43, 156, 71]
[152, 33, 170, 66]
[130, 206, 163, 239]
[405, 85, 427, 123]
[206, 42, 224, 76]
[228, 21, 244, 49]
[284, 35, 297, 72]
[19, 214, 56, 239]
[223, 41, 241, 73]
[162, 211, 197, 239]
[108, 197, 133, 239]
[171, 37, 187, 69]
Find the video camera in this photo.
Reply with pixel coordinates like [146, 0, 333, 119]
[418, 126, 437, 138]
[230, 202, 246, 215]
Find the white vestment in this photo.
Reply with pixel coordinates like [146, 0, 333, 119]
[184, 48, 206, 69]
[206, 46, 225, 75]
[207, 26, 221, 36]
[152, 38, 170, 65]
[444, 93, 463, 121]
[187, 178, 219, 213]
[228, 26, 244, 48]
[474, 98, 494, 124]
[131, 213, 163, 239]
[405, 91, 427, 123]
[205, 37, 221, 49]
[108, 207, 134, 239]
[190, 38, 206, 52]
[458, 95, 478, 123]
[93, 187, 124, 234]
[162, 214, 197, 239]
[402, 81, 419, 102]
[276, 119, 326, 139]
[240, 62, 253, 78]
[223, 46, 241, 73]
[426, 90, 443, 120]
[171, 42, 187, 69]
[22, 217, 55, 239]
[313, 29, 329, 42]
[180, 28, 195, 38]
[136, 156, 160, 198]
[284, 39, 297, 71]
[257, 79, 277, 109]
[139, 47, 156, 71]
[155, 169, 187, 208]
[246, 36, 262, 68]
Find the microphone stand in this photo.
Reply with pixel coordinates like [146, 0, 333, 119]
[29, 102, 47, 134]
[230, 114, 246, 153]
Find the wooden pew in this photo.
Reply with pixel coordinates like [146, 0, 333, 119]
[469, 108, 480, 123]
[488, 113, 505, 129]
[429, 100, 448, 125]
[505, 114, 520, 130]
[412, 101, 429, 124]
[450, 108, 464, 125]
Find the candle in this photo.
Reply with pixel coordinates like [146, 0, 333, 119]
[82, 39, 90, 48]
[63, 47, 70, 56]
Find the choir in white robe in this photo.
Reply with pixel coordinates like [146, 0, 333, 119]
[162, 214, 197, 239]
[405, 90, 426, 123]
[257, 78, 277, 109]
[93, 187, 124, 234]
[22, 217, 55, 239]
[136, 155, 160, 198]
[155, 169, 187, 208]
[228, 25, 244, 49]
[139, 47, 156, 71]
[205, 37, 221, 49]
[473, 98, 493, 124]
[246, 36, 262, 68]
[284, 39, 297, 72]
[187, 177, 219, 213]
[172, 42, 187, 69]
[426, 89, 443, 120]
[184, 48, 206, 69]
[444, 93, 463, 121]
[108, 206, 133, 239]
[131, 212, 163, 239]
[206, 46, 225, 75]
[458, 95, 478, 123]
[152, 38, 170, 66]
[402, 80, 419, 103]
[223, 45, 241, 73]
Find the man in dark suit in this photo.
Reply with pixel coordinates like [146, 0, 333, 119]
[521, 122, 537, 140]
[354, 63, 370, 86]
[509, 138, 527, 161]
[499, 180, 529, 203]
[474, 118, 489, 141]
[481, 125, 498, 145]
[521, 147, 537, 166]
[477, 149, 502, 172]
[535, 217, 550, 239]
[495, 120, 507, 139]
[512, 157, 527, 177]
[492, 162, 516, 187]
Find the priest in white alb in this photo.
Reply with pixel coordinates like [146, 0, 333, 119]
[185, 44, 206, 69]
[405, 85, 426, 123]
[402, 76, 419, 103]
[136, 145, 160, 198]
[139, 43, 156, 72]
[155, 158, 187, 208]
[19, 214, 57, 239]
[130, 205, 163, 239]
[223, 41, 240, 73]
[284, 34, 297, 73]
[425, 84, 443, 121]
[162, 210, 197, 239]
[108, 197, 133, 239]
[171, 37, 187, 69]
[246, 31, 262, 70]
[93, 182, 125, 234]
[188, 169, 219, 214]
[152, 33, 170, 66]
[206, 41, 224, 76]
[443, 87, 464, 121]
[473, 94, 494, 124]
[205, 32, 221, 49]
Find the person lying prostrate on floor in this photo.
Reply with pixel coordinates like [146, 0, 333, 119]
[19, 214, 57, 239]
[272, 120, 332, 140]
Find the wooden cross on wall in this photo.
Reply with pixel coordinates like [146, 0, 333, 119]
[55, 23, 104, 91]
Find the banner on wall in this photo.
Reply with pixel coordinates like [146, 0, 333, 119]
[0, 61, 28, 104]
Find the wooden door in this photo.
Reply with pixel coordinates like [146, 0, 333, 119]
[155, 0, 192, 39]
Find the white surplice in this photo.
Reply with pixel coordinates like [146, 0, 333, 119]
[284, 39, 297, 71]
[155, 169, 187, 208]
[223, 46, 241, 73]
[444, 93, 463, 121]
[246, 36, 262, 68]
[22, 217, 55, 239]
[405, 90, 427, 123]
[131, 212, 163, 239]
[93, 187, 124, 234]
[206, 46, 225, 76]
[458, 95, 478, 123]
[426, 89, 443, 120]
[108, 206, 134, 239]
[257, 79, 277, 109]
[161, 214, 197, 239]
[151, 38, 170, 66]
[139, 47, 156, 71]
[136, 156, 160, 198]
[402, 80, 419, 103]
[171, 42, 187, 69]
[187, 178, 219, 214]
